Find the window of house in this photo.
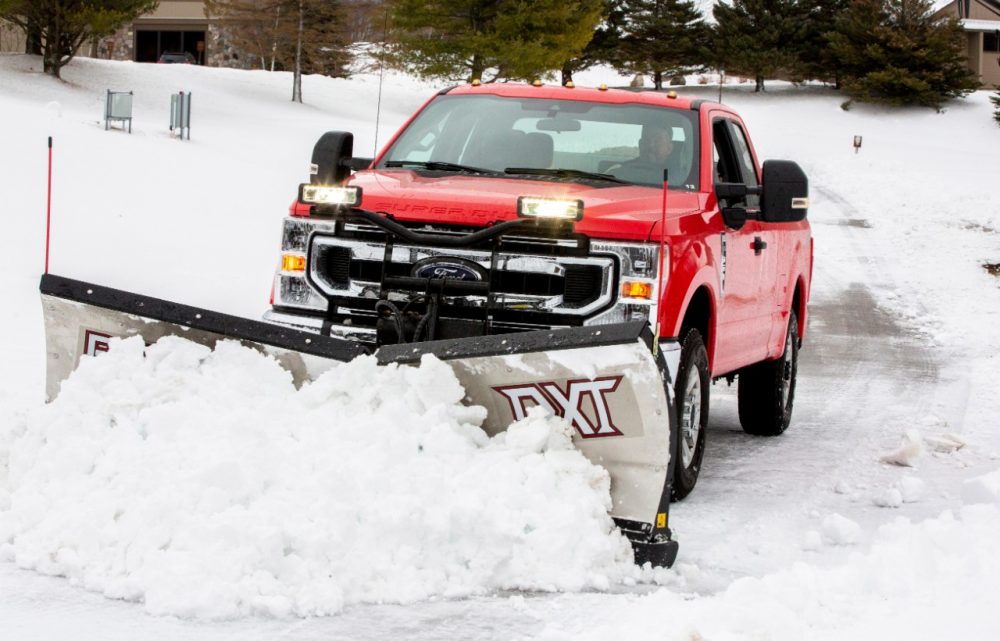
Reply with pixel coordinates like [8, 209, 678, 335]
[984, 32, 1000, 53]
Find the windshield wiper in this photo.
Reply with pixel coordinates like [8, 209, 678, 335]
[504, 167, 629, 184]
[384, 160, 502, 175]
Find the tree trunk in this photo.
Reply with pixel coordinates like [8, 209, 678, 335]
[470, 53, 483, 83]
[45, 10, 61, 78]
[292, 0, 303, 102]
[561, 62, 573, 86]
[654, 70, 663, 91]
[271, 4, 281, 72]
[25, 14, 42, 56]
[755, 75, 765, 92]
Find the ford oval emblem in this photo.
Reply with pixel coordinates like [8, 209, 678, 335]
[412, 257, 485, 281]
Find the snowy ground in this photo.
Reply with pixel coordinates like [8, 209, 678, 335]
[1, 54, 999, 639]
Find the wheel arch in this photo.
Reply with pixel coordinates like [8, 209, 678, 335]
[792, 275, 808, 342]
[676, 283, 717, 372]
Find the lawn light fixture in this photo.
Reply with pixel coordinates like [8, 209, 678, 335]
[853, 135, 862, 154]
[517, 196, 584, 221]
[298, 184, 362, 207]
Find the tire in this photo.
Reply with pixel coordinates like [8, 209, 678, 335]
[738, 312, 799, 436]
[672, 328, 709, 501]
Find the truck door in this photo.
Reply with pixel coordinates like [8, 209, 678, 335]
[725, 119, 781, 355]
[710, 116, 770, 373]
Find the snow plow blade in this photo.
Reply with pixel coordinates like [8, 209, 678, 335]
[40, 273, 679, 567]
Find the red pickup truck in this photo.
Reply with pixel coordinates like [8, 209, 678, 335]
[267, 82, 812, 499]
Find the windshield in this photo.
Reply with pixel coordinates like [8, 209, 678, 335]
[378, 94, 700, 191]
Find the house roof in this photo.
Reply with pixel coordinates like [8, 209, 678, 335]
[934, 0, 1000, 17]
[961, 18, 1000, 29]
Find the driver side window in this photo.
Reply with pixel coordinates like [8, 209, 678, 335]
[712, 118, 759, 208]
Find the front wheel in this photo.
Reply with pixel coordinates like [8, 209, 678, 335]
[672, 329, 709, 501]
[738, 312, 799, 436]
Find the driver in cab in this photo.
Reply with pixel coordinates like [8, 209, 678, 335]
[609, 124, 681, 186]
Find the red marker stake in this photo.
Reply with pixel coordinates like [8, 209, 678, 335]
[45, 136, 53, 274]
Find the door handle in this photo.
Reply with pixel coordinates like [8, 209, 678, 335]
[752, 236, 767, 255]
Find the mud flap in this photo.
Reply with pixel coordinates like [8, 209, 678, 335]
[40, 274, 679, 566]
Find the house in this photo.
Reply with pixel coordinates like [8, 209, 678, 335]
[935, 0, 1000, 87]
[100, 1, 226, 66]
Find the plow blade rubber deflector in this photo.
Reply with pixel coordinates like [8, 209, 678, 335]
[41, 274, 679, 567]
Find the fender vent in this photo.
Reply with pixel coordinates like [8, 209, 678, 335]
[325, 246, 352, 288]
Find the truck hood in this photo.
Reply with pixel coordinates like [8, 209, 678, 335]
[348, 170, 704, 241]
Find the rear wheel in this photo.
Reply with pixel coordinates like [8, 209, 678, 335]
[672, 328, 709, 501]
[738, 312, 799, 436]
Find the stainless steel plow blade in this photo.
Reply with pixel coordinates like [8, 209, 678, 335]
[41, 274, 679, 566]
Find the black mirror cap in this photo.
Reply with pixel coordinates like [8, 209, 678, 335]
[311, 131, 354, 185]
[761, 160, 808, 223]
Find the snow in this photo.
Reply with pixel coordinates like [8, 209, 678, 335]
[821, 513, 863, 545]
[1, 53, 999, 638]
[536, 505, 1000, 641]
[962, 469, 1000, 506]
[0, 336, 636, 618]
[879, 429, 927, 467]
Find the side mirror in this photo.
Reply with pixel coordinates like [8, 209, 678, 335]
[721, 206, 748, 230]
[761, 160, 808, 223]
[311, 131, 356, 185]
[347, 157, 373, 171]
[715, 182, 751, 201]
[715, 182, 760, 230]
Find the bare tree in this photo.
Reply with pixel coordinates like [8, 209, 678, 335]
[207, 0, 350, 102]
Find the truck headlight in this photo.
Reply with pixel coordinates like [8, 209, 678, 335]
[298, 184, 362, 207]
[517, 197, 583, 221]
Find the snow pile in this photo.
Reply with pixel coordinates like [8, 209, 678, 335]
[0, 337, 634, 618]
[873, 476, 926, 508]
[961, 469, 1000, 507]
[539, 505, 1000, 640]
[879, 429, 926, 467]
[820, 513, 862, 546]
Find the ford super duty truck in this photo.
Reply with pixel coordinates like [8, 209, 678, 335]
[266, 82, 813, 500]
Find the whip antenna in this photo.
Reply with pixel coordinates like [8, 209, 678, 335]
[373, 5, 390, 158]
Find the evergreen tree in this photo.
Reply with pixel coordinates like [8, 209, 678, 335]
[0, 0, 158, 78]
[618, 0, 711, 90]
[800, 0, 849, 87]
[560, 0, 626, 86]
[827, 0, 979, 108]
[388, 0, 604, 83]
[991, 91, 1000, 125]
[712, 0, 811, 91]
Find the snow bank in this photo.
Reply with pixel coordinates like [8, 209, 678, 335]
[962, 469, 1000, 507]
[538, 505, 1000, 640]
[0, 337, 634, 618]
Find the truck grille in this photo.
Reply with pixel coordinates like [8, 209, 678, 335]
[309, 235, 616, 318]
